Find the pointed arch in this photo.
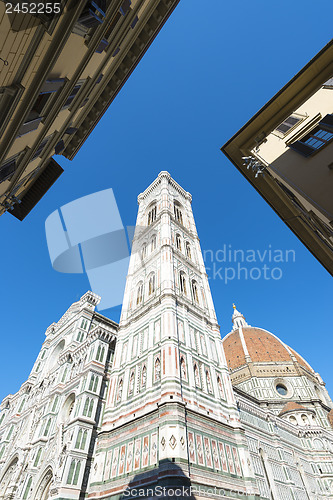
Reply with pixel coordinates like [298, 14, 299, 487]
[217, 375, 225, 399]
[194, 363, 200, 388]
[147, 203, 157, 226]
[191, 280, 199, 303]
[141, 365, 147, 390]
[185, 241, 191, 259]
[180, 356, 187, 381]
[179, 271, 187, 295]
[136, 281, 143, 305]
[129, 371, 135, 396]
[148, 273, 155, 295]
[151, 235, 157, 251]
[31, 466, 53, 500]
[154, 357, 161, 382]
[0, 457, 19, 498]
[205, 369, 212, 393]
[117, 378, 123, 402]
[176, 233, 182, 251]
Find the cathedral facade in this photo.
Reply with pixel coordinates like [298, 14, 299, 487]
[0, 172, 333, 500]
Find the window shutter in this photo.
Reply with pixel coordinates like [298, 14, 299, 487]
[319, 114, 333, 129]
[95, 38, 108, 53]
[40, 78, 66, 94]
[55, 140, 65, 155]
[0, 157, 17, 183]
[289, 141, 315, 157]
[17, 116, 43, 137]
[120, 0, 131, 16]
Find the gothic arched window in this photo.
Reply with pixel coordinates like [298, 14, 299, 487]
[43, 418, 52, 437]
[141, 365, 147, 390]
[180, 357, 187, 381]
[147, 205, 157, 226]
[154, 357, 161, 382]
[217, 376, 225, 399]
[141, 244, 147, 259]
[185, 242, 191, 259]
[87, 399, 94, 418]
[151, 235, 157, 251]
[192, 280, 199, 303]
[179, 271, 187, 295]
[206, 370, 212, 393]
[148, 273, 155, 296]
[136, 282, 143, 305]
[174, 203, 183, 225]
[176, 233, 182, 251]
[129, 371, 135, 396]
[117, 378, 123, 402]
[194, 363, 200, 388]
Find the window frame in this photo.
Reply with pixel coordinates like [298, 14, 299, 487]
[289, 114, 333, 157]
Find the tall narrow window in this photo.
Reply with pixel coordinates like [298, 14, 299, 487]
[154, 357, 161, 382]
[96, 345, 105, 362]
[18, 398, 25, 413]
[192, 280, 199, 304]
[185, 242, 191, 259]
[81, 430, 87, 450]
[75, 429, 83, 449]
[51, 395, 59, 412]
[179, 272, 187, 295]
[88, 374, 96, 391]
[176, 234, 182, 250]
[174, 203, 183, 225]
[151, 235, 157, 251]
[67, 460, 76, 484]
[141, 244, 147, 259]
[141, 365, 147, 390]
[61, 366, 68, 383]
[147, 205, 157, 225]
[93, 375, 98, 392]
[136, 282, 143, 305]
[43, 418, 52, 437]
[87, 399, 94, 418]
[22, 477, 32, 500]
[217, 376, 225, 399]
[83, 398, 90, 416]
[180, 357, 187, 381]
[117, 378, 123, 402]
[194, 363, 200, 388]
[206, 370, 212, 393]
[73, 460, 81, 485]
[33, 448, 42, 467]
[129, 371, 135, 396]
[148, 274, 155, 295]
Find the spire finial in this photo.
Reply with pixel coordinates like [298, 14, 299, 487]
[231, 303, 248, 330]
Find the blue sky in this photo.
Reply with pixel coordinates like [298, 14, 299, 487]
[1, 0, 332, 403]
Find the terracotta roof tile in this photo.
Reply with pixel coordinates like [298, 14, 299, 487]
[279, 401, 307, 416]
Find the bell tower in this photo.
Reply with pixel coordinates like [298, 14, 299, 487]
[88, 172, 257, 499]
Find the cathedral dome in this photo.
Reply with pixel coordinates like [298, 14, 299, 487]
[223, 325, 314, 374]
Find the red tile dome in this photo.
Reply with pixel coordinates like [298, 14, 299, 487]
[222, 326, 314, 374]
